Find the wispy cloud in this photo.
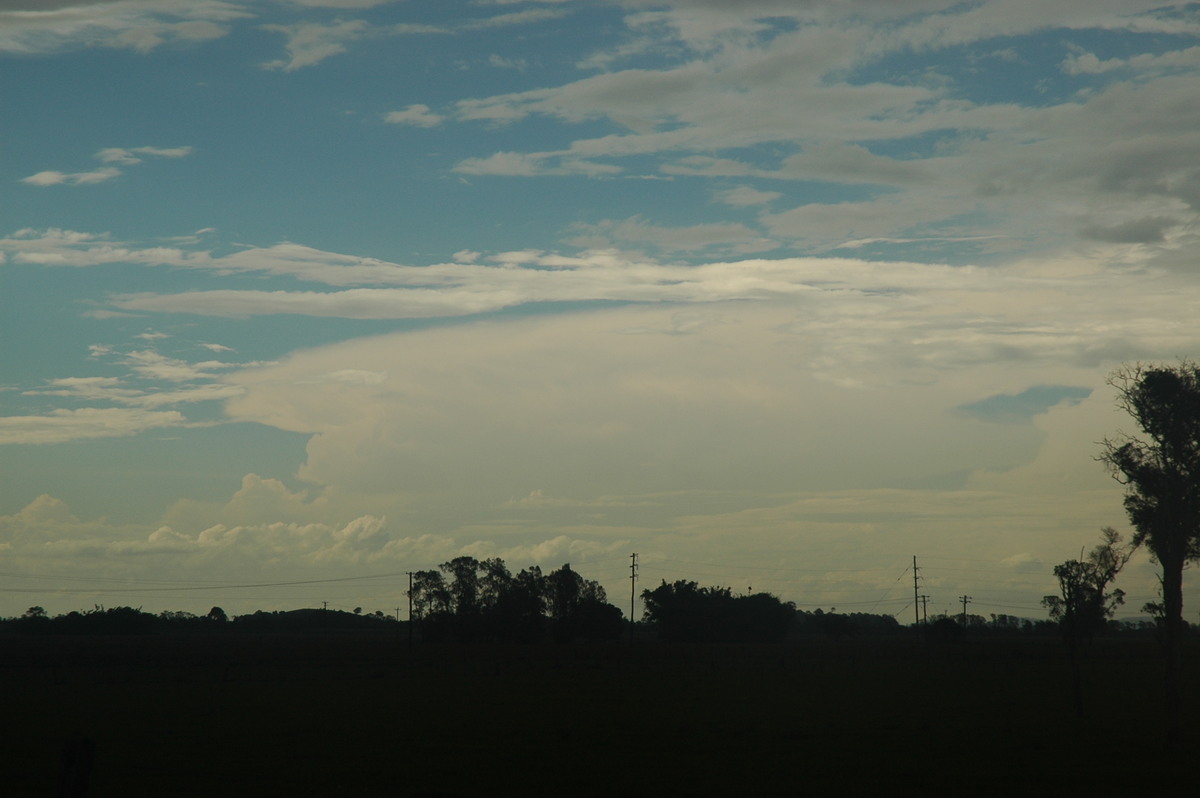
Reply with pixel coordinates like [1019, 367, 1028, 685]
[260, 19, 369, 71]
[383, 104, 445, 128]
[0, 407, 187, 445]
[96, 146, 194, 165]
[20, 146, 193, 188]
[435, 3, 1200, 260]
[713, 186, 782, 208]
[21, 168, 121, 187]
[0, 0, 249, 55]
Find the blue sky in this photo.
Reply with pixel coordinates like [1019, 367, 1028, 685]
[3, 0, 1200, 619]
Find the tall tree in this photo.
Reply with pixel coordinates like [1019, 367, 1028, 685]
[1100, 361, 1200, 748]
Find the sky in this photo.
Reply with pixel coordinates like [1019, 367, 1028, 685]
[3, 0, 1200, 622]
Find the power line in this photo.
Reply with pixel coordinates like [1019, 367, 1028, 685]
[0, 571, 411, 594]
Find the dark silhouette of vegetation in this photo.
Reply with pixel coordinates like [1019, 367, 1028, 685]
[1043, 528, 1133, 644]
[6, 604, 397, 636]
[640, 580, 796, 642]
[231, 607, 396, 632]
[1100, 361, 1200, 748]
[928, 616, 964, 643]
[407, 557, 624, 643]
[797, 608, 903, 639]
[1043, 527, 1135, 717]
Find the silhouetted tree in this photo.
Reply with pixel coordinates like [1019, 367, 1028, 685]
[441, 556, 483, 617]
[1043, 527, 1134, 717]
[1043, 528, 1132, 644]
[17, 606, 50, 635]
[207, 606, 228, 623]
[478, 557, 513, 608]
[409, 569, 451, 618]
[1100, 361, 1200, 747]
[486, 566, 548, 643]
[546, 564, 618, 642]
[641, 580, 794, 643]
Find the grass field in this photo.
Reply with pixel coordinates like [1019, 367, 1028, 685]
[1, 633, 1195, 796]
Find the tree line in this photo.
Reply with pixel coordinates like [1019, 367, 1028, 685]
[407, 557, 624, 643]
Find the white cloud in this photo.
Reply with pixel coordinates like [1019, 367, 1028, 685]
[461, 8, 568, 30]
[21, 145, 193, 189]
[219, 302, 1125, 498]
[431, 3, 1200, 261]
[169, 298, 1180, 615]
[123, 349, 230, 382]
[96, 146, 194, 164]
[453, 151, 559, 175]
[261, 19, 369, 71]
[383, 104, 445, 128]
[21, 167, 121, 186]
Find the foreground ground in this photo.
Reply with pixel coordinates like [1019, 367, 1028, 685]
[1, 632, 1195, 796]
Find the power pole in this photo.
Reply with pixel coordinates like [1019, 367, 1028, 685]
[629, 552, 638, 643]
[919, 594, 930, 626]
[406, 571, 414, 648]
[959, 595, 972, 627]
[912, 556, 921, 630]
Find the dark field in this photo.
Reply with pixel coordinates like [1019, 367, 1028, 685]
[2, 633, 1196, 796]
